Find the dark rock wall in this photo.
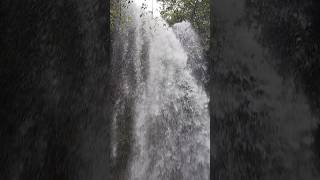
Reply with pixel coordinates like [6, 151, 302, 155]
[0, 0, 111, 179]
[210, 0, 320, 179]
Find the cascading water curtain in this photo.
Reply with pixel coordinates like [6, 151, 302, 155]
[111, 1, 209, 179]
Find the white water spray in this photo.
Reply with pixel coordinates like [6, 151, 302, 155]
[112, 1, 210, 179]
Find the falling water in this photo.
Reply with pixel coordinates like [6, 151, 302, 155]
[111, 1, 210, 179]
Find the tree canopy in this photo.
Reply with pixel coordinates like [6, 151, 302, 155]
[159, 0, 210, 48]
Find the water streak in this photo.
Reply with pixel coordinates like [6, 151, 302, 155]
[112, 2, 210, 179]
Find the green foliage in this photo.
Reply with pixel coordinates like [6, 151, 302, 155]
[159, 0, 210, 48]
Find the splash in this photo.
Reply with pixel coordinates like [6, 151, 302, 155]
[112, 1, 210, 179]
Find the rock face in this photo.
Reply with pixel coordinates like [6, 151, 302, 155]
[210, 0, 320, 179]
[0, 0, 111, 179]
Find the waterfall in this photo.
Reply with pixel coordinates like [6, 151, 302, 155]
[111, 1, 210, 179]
